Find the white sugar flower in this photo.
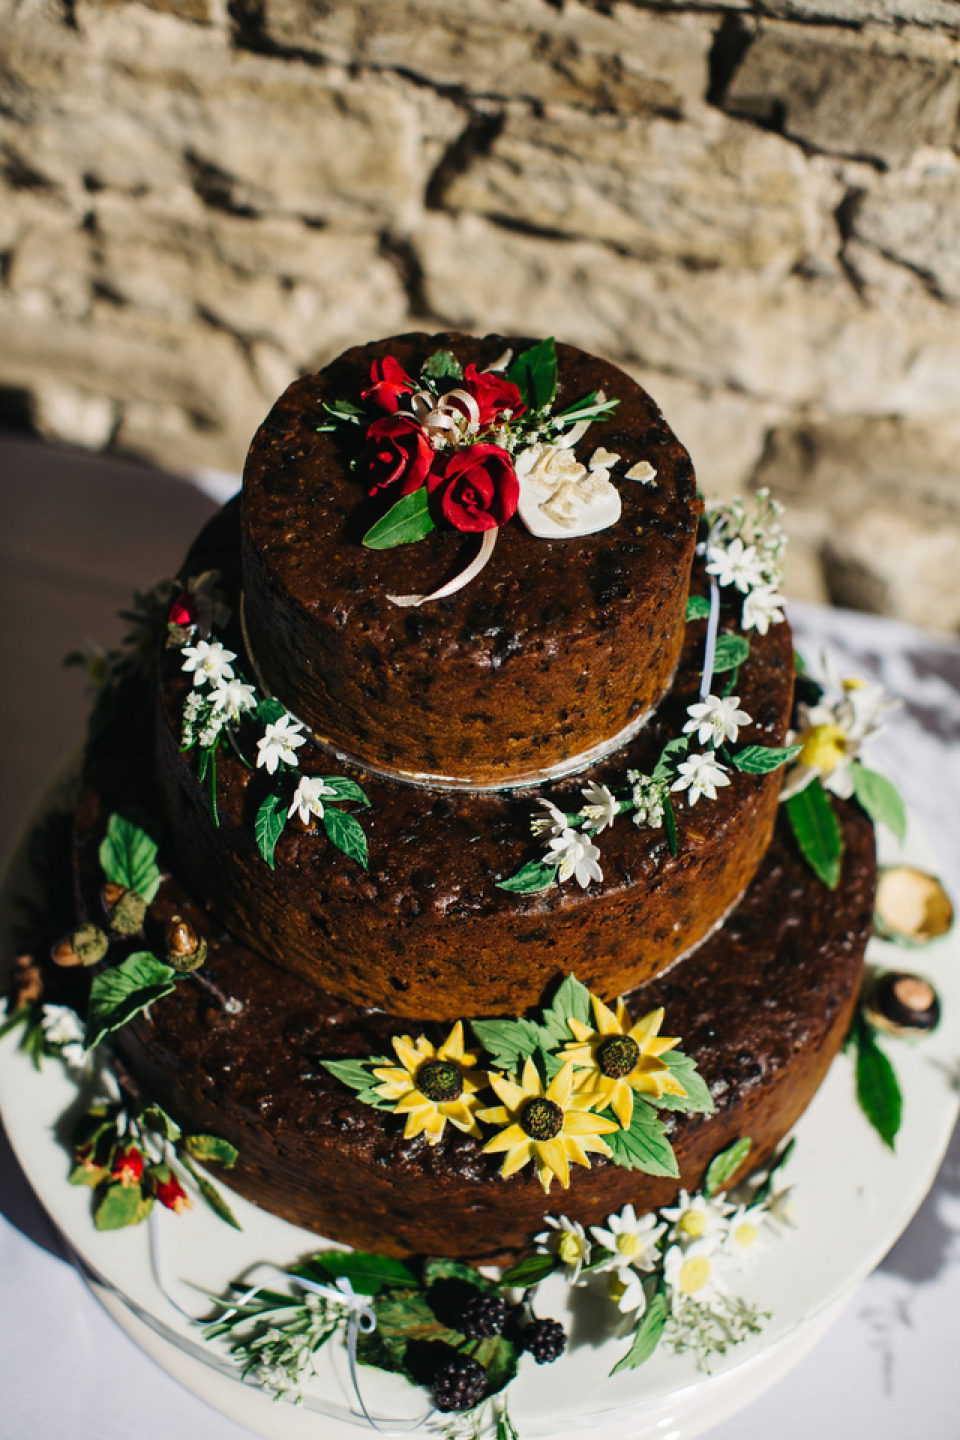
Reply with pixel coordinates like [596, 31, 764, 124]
[705, 537, 767, 594]
[198, 716, 225, 749]
[580, 781, 619, 833]
[181, 638, 236, 688]
[627, 771, 666, 829]
[41, 1004, 85, 1048]
[742, 585, 785, 635]
[531, 798, 569, 839]
[606, 1267, 648, 1315]
[536, 1214, 592, 1282]
[663, 1238, 728, 1312]
[780, 666, 897, 801]
[660, 1188, 732, 1247]
[590, 1204, 665, 1273]
[671, 752, 731, 806]
[209, 676, 257, 721]
[546, 828, 603, 887]
[724, 1204, 768, 1266]
[288, 775, 337, 825]
[257, 713, 307, 774]
[683, 694, 753, 748]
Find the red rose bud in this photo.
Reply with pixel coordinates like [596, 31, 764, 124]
[461, 363, 526, 428]
[427, 444, 520, 532]
[111, 1146, 145, 1188]
[154, 1169, 194, 1215]
[361, 356, 417, 414]
[366, 414, 434, 497]
[168, 592, 196, 627]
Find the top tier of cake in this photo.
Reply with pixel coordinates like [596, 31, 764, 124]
[241, 333, 700, 788]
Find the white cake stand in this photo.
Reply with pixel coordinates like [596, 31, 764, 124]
[1, 774, 958, 1440]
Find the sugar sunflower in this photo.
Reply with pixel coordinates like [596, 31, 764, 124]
[562, 996, 687, 1127]
[371, 1021, 484, 1146]
[478, 1058, 618, 1193]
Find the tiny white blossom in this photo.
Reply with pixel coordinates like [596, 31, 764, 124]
[671, 752, 731, 806]
[546, 828, 602, 887]
[181, 639, 236, 688]
[590, 1204, 665, 1273]
[183, 691, 205, 722]
[198, 714, 226, 749]
[627, 771, 666, 829]
[742, 585, 785, 635]
[579, 781, 619, 833]
[41, 1004, 85, 1048]
[531, 798, 569, 839]
[705, 537, 767, 594]
[209, 676, 257, 721]
[660, 1189, 732, 1247]
[257, 713, 307, 774]
[288, 775, 337, 825]
[536, 1214, 592, 1282]
[683, 694, 753, 748]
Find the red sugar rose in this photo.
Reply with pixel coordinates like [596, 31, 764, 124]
[154, 1170, 193, 1215]
[111, 1147, 145, 1188]
[427, 444, 519, 532]
[461, 364, 526, 428]
[366, 414, 434, 497]
[361, 356, 417, 414]
[168, 592, 196, 627]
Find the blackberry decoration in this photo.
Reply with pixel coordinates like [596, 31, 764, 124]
[523, 1317, 567, 1364]
[431, 1354, 488, 1412]
[455, 1292, 508, 1339]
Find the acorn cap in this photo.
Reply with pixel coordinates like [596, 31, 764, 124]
[874, 866, 953, 946]
[102, 885, 148, 936]
[864, 970, 940, 1039]
[165, 915, 208, 973]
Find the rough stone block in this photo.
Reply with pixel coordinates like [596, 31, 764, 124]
[242, 0, 712, 115]
[850, 155, 960, 303]
[439, 103, 831, 272]
[722, 21, 960, 164]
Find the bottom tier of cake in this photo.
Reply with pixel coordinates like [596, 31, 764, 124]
[72, 683, 877, 1262]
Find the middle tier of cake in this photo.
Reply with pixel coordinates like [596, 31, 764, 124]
[156, 503, 795, 1020]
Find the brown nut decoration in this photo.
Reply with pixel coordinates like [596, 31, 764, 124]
[165, 915, 208, 973]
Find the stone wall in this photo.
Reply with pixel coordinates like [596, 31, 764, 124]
[3, 0, 960, 625]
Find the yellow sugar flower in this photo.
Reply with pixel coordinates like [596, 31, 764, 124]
[372, 1021, 484, 1146]
[562, 996, 687, 1128]
[478, 1057, 618, 1193]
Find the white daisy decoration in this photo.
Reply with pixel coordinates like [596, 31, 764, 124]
[546, 827, 603, 887]
[257, 713, 307, 775]
[725, 1204, 768, 1266]
[536, 1214, 592, 1282]
[663, 1238, 728, 1312]
[209, 676, 257, 721]
[742, 585, 785, 635]
[704, 537, 767, 594]
[660, 1188, 733, 1247]
[606, 1266, 648, 1315]
[682, 694, 753, 749]
[590, 1203, 665, 1274]
[580, 781, 619, 833]
[780, 668, 897, 802]
[181, 639, 237, 688]
[288, 775, 337, 825]
[671, 752, 731, 806]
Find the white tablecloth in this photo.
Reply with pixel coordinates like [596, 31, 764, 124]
[3, 438, 960, 1438]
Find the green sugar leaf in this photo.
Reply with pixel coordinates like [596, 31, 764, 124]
[322, 776, 372, 808]
[712, 633, 751, 674]
[686, 595, 711, 621]
[184, 1134, 239, 1169]
[321, 1057, 396, 1111]
[95, 1182, 153, 1231]
[298, 1251, 418, 1296]
[86, 952, 177, 1050]
[610, 1286, 667, 1375]
[854, 1011, 902, 1149]
[656, 1050, 715, 1114]
[323, 398, 364, 422]
[478, 1333, 520, 1396]
[733, 743, 804, 775]
[652, 735, 690, 784]
[471, 1017, 547, 1073]
[421, 349, 463, 380]
[605, 1101, 679, 1178]
[540, 973, 593, 1047]
[785, 779, 843, 889]
[498, 1252, 559, 1289]
[704, 1136, 752, 1196]
[851, 764, 907, 845]
[99, 813, 161, 902]
[663, 791, 678, 857]
[506, 337, 558, 412]
[363, 488, 436, 550]
[140, 1104, 181, 1142]
[255, 788, 288, 871]
[324, 807, 369, 870]
[495, 858, 557, 894]
[180, 1151, 242, 1229]
[422, 1256, 499, 1296]
[256, 696, 286, 726]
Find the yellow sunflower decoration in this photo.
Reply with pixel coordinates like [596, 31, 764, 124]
[562, 997, 687, 1127]
[372, 1021, 485, 1146]
[478, 1057, 619, 1193]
